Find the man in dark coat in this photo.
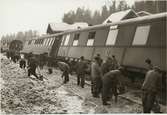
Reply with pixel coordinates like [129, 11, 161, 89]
[27, 52, 33, 65]
[96, 54, 103, 66]
[57, 61, 70, 84]
[19, 55, 26, 69]
[76, 56, 87, 88]
[6, 50, 10, 59]
[111, 55, 119, 70]
[142, 66, 161, 113]
[39, 53, 45, 69]
[101, 67, 125, 105]
[101, 57, 113, 75]
[91, 56, 102, 98]
[145, 58, 153, 71]
[27, 56, 39, 79]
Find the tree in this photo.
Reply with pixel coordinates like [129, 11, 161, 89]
[156, 1, 167, 13]
[16, 32, 24, 41]
[117, 0, 129, 11]
[101, 5, 110, 22]
[133, 0, 166, 14]
[62, 11, 75, 24]
[109, 1, 117, 14]
[75, 7, 85, 22]
[83, 9, 92, 25]
[92, 10, 102, 25]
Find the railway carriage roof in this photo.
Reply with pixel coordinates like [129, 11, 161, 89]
[103, 9, 138, 24]
[29, 12, 167, 40]
[47, 22, 88, 32]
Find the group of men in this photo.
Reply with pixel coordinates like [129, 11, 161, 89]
[5, 51, 163, 113]
[7, 52, 40, 80]
[61, 55, 163, 112]
[6, 50, 21, 63]
[74, 54, 125, 105]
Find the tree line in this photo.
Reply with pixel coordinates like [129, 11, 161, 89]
[1, 30, 38, 43]
[62, 0, 166, 25]
[1, 0, 166, 42]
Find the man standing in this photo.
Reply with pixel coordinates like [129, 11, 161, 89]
[101, 67, 125, 105]
[101, 57, 113, 75]
[142, 67, 161, 113]
[111, 55, 119, 70]
[57, 61, 70, 84]
[19, 54, 26, 69]
[27, 56, 39, 79]
[145, 58, 153, 71]
[91, 56, 102, 98]
[76, 56, 87, 88]
[96, 54, 103, 66]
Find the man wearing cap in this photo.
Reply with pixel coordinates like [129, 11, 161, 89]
[101, 67, 125, 105]
[76, 56, 88, 88]
[142, 67, 161, 113]
[91, 56, 103, 98]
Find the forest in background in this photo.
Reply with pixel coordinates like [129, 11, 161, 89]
[1, 0, 166, 42]
[1, 30, 38, 43]
[63, 0, 167, 25]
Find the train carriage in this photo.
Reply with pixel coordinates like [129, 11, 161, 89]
[21, 12, 166, 75]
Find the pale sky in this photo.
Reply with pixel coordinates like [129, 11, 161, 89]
[0, 0, 134, 39]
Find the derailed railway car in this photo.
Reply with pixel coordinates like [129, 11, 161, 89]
[21, 12, 166, 77]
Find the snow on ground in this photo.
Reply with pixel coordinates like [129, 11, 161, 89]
[0, 53, 146, 114]
[0, 53, 96, 114]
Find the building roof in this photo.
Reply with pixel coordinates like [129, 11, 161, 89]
[137, 11, 152, 17]
[48, 22, 70, 32]
[103, 9, 138, 24]
[47, 22, 88, 34]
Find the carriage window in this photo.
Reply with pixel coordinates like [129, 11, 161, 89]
[48, 38, 54, 46]
[61, 36, 65, 46]
[28, 40, 32, 45]
[46, 38, 50, 46]
[43, 39, 48, 46]
[132, 25, 150, 45]
[38, 39, 43, 45]
[41, 39, 44, 44]
[64, 34, 70, 46]
[50, 38, 55, 46]
[106, 29, 118, 45]
[34, 40, 38, 44]
[38, 39, 40, 44]
[87, 32, 96, 46]
[31, 40, 34, 45]
[47, 38, 51, 46]
[37, 39, 40, 44]
[40, 39, 42, 44]
[44, 39, 47, 46]
[47, 38, 52, 46]
[72, 34, 80, 46]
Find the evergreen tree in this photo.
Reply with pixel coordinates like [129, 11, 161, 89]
[101, 5, 109, 22]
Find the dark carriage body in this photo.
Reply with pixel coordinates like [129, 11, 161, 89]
[21, 12, 166, 74]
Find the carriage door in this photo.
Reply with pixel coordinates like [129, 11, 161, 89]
[50, 35, 62, 57]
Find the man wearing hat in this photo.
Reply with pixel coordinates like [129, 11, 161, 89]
[76, 56, 88, 88]
[101, 67, 126, 105]
[142, 66, 161, 113]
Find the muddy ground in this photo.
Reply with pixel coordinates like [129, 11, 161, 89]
[0, 53, 147, 114]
